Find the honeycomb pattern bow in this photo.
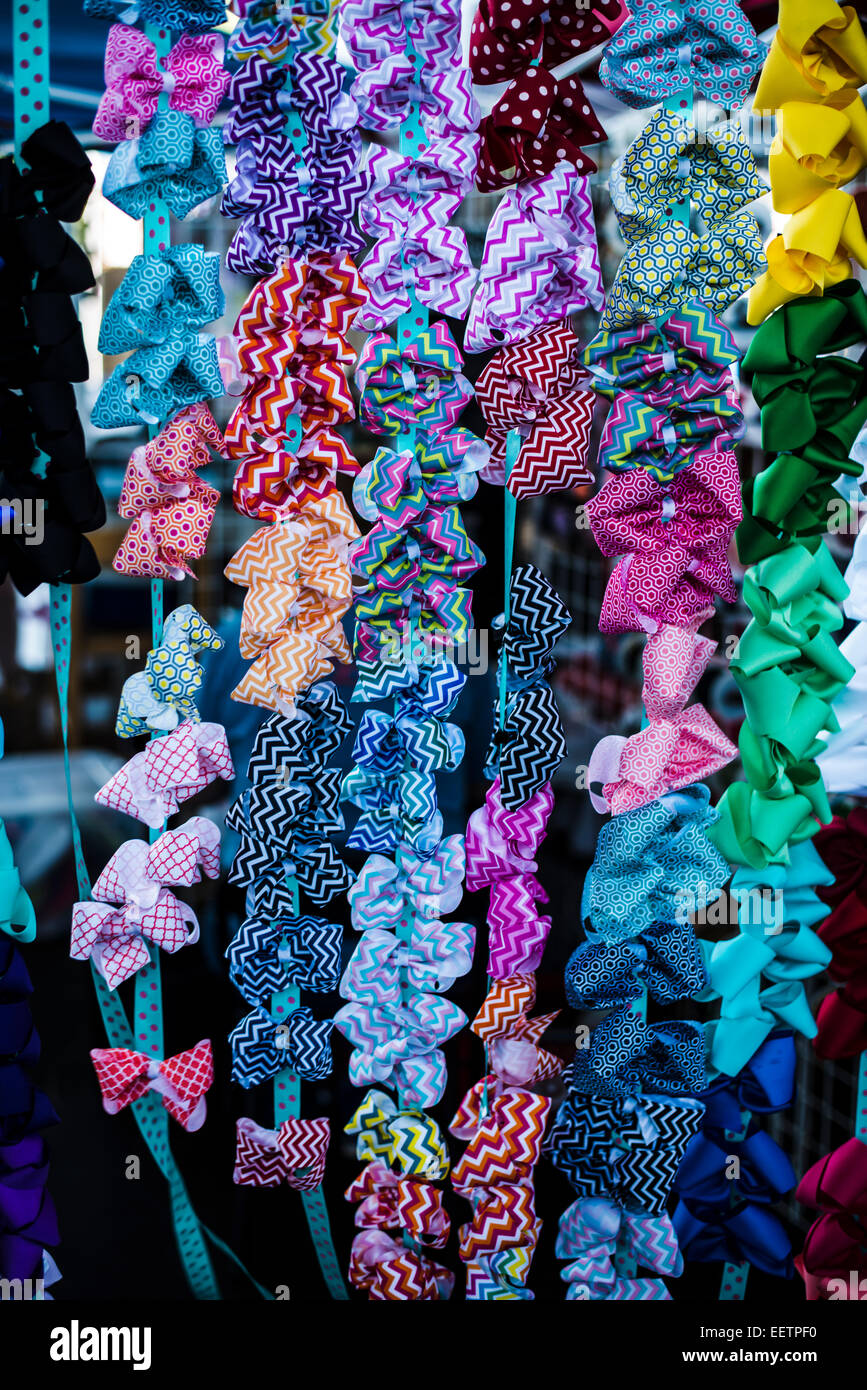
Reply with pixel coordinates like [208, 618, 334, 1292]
[102, 111, 227, 222]
[93, 25, 230, 143]
[116, 604, 223, 738]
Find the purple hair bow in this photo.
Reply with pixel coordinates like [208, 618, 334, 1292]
[342, 0, 464, 67]
[465, 167, 603, 352]
[93, 24, 229, 144]
[465, 779, 554, 979]
[352, 56, 479, 137]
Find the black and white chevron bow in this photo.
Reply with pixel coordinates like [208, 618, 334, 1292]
[246, 683, 351, 784]
[498, 564, 571, 682]
[485, 684, 567, 810]
[232, 835, 353, 909]
[226, 914, 343, 1002]
[230, 1004, 333, 1087]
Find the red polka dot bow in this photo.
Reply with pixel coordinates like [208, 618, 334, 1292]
[476, 68, 606, 193]
[90, 1039, 214, 1132]
[469, 0, 627, 84]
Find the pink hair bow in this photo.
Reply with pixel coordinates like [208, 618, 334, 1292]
[348, 1227, 455, 1300]
[233, 1116, 330, 1190]
[90, 1039, 213, 1132]
[93, 25, 230, 143]
[346, 1161, 451, 1248]
[114, 403, 224, 581]
[588, 627, 737, 817]
[586, 450, 742, 635]
[465, 167, 603, 352]
[95, 720, 235, 828]
[465, 779, 553, 978]
[70, 819, 218, 988]
[351, 56, 479, 137]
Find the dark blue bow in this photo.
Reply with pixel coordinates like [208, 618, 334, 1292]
[571, 1009, 706, 1099]
[230, 1004, 332, 1087]
[566, 920, 707, 1010]
[700, 1031, 797, 1132]
[226, 915, 343, 1003]
[672, 1202, 793, 1279]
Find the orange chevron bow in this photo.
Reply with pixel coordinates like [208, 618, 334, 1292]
[90, 1039, 213, 1132]
[346, 1161, 451, 1248]
[114, 403, 224, 580]
[231, 253, 366, 378]
[225, 492, 358, 712]
[472, 973, 565, 1084]
[229, 424, 359, 519]
[451, 1090, 551, 1188]
[348, 1229, 454, 1300]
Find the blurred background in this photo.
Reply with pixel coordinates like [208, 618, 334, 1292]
[0, 0, 860, 1301]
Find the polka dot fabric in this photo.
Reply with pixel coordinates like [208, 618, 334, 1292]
[476, 68, 607, 194]
[469, 0, 627, 84]
[600, 0, 766, 110]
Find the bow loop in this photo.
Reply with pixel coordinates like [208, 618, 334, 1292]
[90, 1040, 213, 1131]
[93, 26, 230, 143]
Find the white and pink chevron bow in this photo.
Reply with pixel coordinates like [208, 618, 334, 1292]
[234, 1116, 330, 1191]
[70, 819, 218, 989]
[465, 779, 554, 978]
[465, 167, 604, 352]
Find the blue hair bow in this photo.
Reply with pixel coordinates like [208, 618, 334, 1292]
[571, 1009, 706, 1100]
[103, 111, 226, 222]
[230, 1004, 333, 1087]
[226, 914, 343, 1002]
[98, 245, 224, 356]
[91, 335, 223, 430]
[566, 921, 707, 1011]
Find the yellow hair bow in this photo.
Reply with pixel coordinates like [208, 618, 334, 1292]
[770, 96, 867, 213]
[755, 0, 867, 110]
[747, 187, 867, 325]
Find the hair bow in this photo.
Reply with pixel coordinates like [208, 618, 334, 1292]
[0, 1134, 60, 1284]
[92, 335, 223, 432]
[770, 97, 867, 215]
[611, 111, 766, 243]
[9, 119, 95, 223]
[351, 662, 466, 777]
[465, 167, 603, 352]
[586, 451, 742, 635]
[588, 629, 737, 817]
[114, 403, 225, 581]
[356, 322, 472, 436]
[0, 820, 36, 944]
[347, 1162, 451, 1248]
[93, 26, 229, 144]
[812, 813, 867, 1052]
[676, 1124, 797, 1212]
[246, 685, 352, 781]
[345, 1088, 450, 1177]
[228, 1, 298, 62]
[463, 1247, 535, 1301]
[103, 111, 226, 222]
[90, 1039, 213, 1132]
[348, 1227, 454, 1300]
[472, 974, 563, 1084]
[230, 1004, 332, 1086]
[600, 0, 765, 109]
[342, 0, 463, 65]
[116, 605, 223, 737]
[546, 1091, 705, 1215]
[755, 0, 867, 110]
[70, 819, 218, 988]
[351, 57, 479, 138]
[84, 0, 227, 29]
[601, 212, 765, 331]
[700, 1032, 797, 1132]
[352, 434, 486, 533]
[341, 766, 441, 855]
[465, 780, 553, 978]
[567, 922, 707, 1013]
[571, 1009, 706, 1101]
[582, 783, 729, 945]
[234, 1115, 330, 1190]
[95, 720, 234, 829]
[748, 188, 867, 325]
[347, 835, 466, 931]
[99, 246, 224, 357]
[673, 1201, 793, 1279]
[476, 68, 606, 194]
[228, 797, 352, 910]
[556, 1197, 681, 1301]
[795, 1137, 867, 1300]
[227, 915, 343, 1002]
[585, 301, 744, 485]
[476, 322, 596, 496]
[340, 920, 475, 1007]
[469, 0, 627, 83]
[335, 993, 466, 1104]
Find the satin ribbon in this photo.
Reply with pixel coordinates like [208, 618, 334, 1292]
[93, 25, 230, 143]
[810, 812, 867, 1057]
[468, 0, 627, 83]
[674, 1203, 793, 1278]
[701, 1033, 798, 1134]
[476, 322, 596, 497]
[796, 1136, 867, 1299]
[71, 819, 219, 989]
[600, 0, 765, 109]
[755, 0, 867, 110]
[352, 434, 486, 532]
[0, 822, 37, 944]
[587, 628, 737, 817]
[587, 453, 741, 635]
[347, 835, 466, 932]
[114, 403, 225, 581]
[234, 1115, 330, 1191]
[84, 0, 226, 28]
[611, 110, 766, 243]
[465, 166, 603, 352]
[356, 321, 472, 436]
[770, 97, 867, 214]
[581, 782, 729, 945]
[116, 605, 223, 737]
[585, 301, 744, 485]
[571, 1008, 706, 1100]
[748, 188, 867, 325]
[341, 766, 441, 855]
[476, 68, 606, 193]
[465, 780, 553, 978]
[95, 720, 235, 829]
[90, 1040, 213, 1132]
[342, 0, 464, 67]
[230, 1004, 333, 1086]
[102, 110, 227, 222]
[227, 914, 343, 1002]
[351, 662, 466, 776]
[471, 974, 564, 1085]
[557, 1197, 681, 1301]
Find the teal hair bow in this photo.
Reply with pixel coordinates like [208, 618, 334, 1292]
[103, 110, 226, 222]
[92, 334, 223, 430]
[98, 244, 224, 356]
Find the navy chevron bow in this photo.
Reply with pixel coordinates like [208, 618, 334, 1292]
[234, 836, 353, 911]
[342, 766, 441, 855]
[546, 1091, 705, 1215]
[226, 915, 343, 1003]
[500, 564, 571, 682]
[571, 1009, 706, 1099]
[230, 1004, 332, 1087]
[246, 684, 351, 782]
[566, 922, 707, 1010]
[484, 684, 567, 812]
[352, 662, 466, 777]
